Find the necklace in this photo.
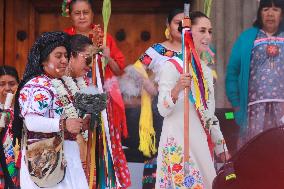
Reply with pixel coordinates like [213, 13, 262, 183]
[264, 30, 280, 69]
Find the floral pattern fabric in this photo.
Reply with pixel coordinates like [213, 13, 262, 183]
[156, 59, 227, 189]
[249, 30, 284, 104]
[158, 137, 203, 189]
[19, 75, 88, 189]
[20, 75, 62, 119]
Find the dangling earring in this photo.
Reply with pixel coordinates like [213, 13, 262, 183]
[165, 27, 171, 40]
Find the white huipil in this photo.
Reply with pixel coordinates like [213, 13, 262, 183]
[19, 75, 88, 189]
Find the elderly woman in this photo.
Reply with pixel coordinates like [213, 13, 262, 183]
[12, 32, 88, 189]
[225, 0, 284, 148]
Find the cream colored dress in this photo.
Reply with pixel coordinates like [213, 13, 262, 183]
[155, 59, 227, 189]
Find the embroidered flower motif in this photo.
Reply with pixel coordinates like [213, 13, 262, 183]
[193, 184, 203, 189]
[172, 163, 182, 173]
[32, 77, 40, 83]
[158, 137, 204, 188]
[55, 100, 64, 107]
[20, 93, 27, 102]
[141, 54, 152, 66]
[34, 94, 48, 102]
[174, 173, 184, 186]
[184, 175, 195, 188]
[43, 81, 51, 87]
[164, 50, 174, 57]
[171, 153, 182, 164]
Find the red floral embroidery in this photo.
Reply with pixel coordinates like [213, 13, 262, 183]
[20, 93, 27, 102]
[142, 55, 152, 66]
[172, 163, 182, 173]
[55, 100, 64, 107]
[32, 77, 40, 83]
[34, 94, 48, 102]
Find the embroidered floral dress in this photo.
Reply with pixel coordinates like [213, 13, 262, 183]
[240, 30, 284, 148]
[19, 75, 88, 189]
[156, 57, 227, 189]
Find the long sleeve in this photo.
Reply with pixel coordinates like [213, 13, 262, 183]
[203, 63, 228, 155]
[19, 77, 62, 133]
[107, 34, 125, 70]
[157, 61, 180, 117]
[225, 36, 242, 107]
[24, 114, 60, 133]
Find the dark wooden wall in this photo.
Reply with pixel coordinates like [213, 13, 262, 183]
[1, 0, 199, 77]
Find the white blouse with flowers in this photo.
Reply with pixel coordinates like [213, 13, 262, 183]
[18, 75, 88, 189]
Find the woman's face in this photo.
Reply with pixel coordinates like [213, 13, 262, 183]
[69, 45, 92, 77]
[43, 46, 68, 78]
[70, 1, 94, 32]
[169, 13, 184, 42]
[191, 17, 212, 54]
[261, 6, 282, 33]
[0, 75, 18, 104]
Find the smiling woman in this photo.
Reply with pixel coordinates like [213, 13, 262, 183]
[12, 31, 89, 189]
[0, 66, 19, 107]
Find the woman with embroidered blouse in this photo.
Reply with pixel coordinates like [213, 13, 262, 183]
[155, 11, 229, 189]
[225, 0, 284, 148]
[12, 32, 88, 189]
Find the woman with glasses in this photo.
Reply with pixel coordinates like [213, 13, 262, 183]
[62, 1, 130, 188]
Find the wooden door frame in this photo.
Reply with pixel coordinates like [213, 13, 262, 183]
[0, 0, 4, 65]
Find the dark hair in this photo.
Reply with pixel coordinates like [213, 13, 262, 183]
[253, 0, 284, 28]
[189, 11, 209, 25]
[167, 8, 183, 24]
[69, 0, 95, 13]
[70, 34, 93, 57]
[12, 31, 70, 145]
[0, 66, 20, 83]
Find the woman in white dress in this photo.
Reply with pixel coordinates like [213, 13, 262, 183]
[155, 11, 229, 189]
[12, 32, 89, 189]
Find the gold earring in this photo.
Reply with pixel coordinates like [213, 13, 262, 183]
[165, 27, 171, 40]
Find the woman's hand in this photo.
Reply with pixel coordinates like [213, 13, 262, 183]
[171, 73, 191, 103]
[218, 151, 231, 163]
[65, 118, 84, 134]
[101, 46, 111, 59]
[100, 46, 123, 75]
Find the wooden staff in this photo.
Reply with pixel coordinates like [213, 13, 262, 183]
[182, 0, 191, 175]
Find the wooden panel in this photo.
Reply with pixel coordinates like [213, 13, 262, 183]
[37, 12, 167, 64]
[0, 0, 4, 65]
[31, 0, 187, 13]
[5, 0, 32, 77]
[4, 0, 198, 77]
